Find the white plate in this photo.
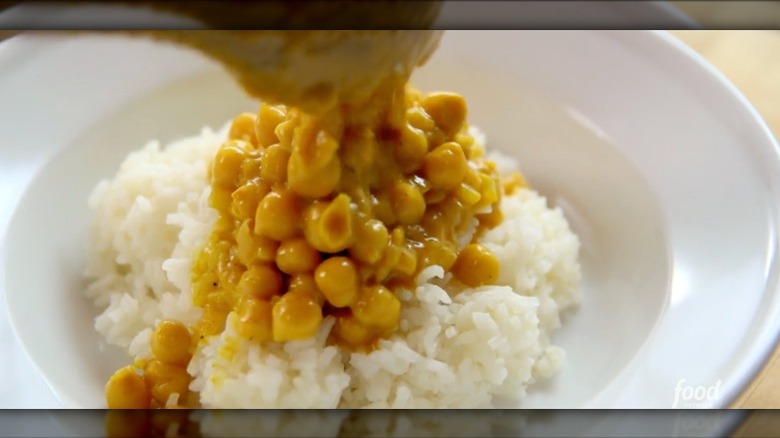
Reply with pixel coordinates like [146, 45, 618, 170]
[1, 31, 779, 413]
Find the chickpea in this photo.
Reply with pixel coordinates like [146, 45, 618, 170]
[195, 303, 228, 338]
[406, 106, 435, 131]
[476, 173, 499, 209]
[150, 320, 192, 366]
[373, 227, 408, 281]
[423, 188, 448, 205]
[304, 194, 355, 253]
[239, 151, 264, 183]
[271, 292, 323, 342]
[236, 264, 282, 299]
[144, 360, 191, 406]
[287, 151, 341, 198]
[463, 166, 482, 189]
[302, 201, 327, 248]
[422, 142, 468, 191]
[260, 144, 291, 184]
[482, 159, 498, 174]
[217, 263, 244, 289]
[349, 219, 389, 265]
[255, 104, 287, 147]
[477, 206, 504, 230]
[289, 274, 326, 306]
[395, 125, 428, 173]
[315, 257, 359, 308]
[454, 182, 482, 207]
[209, 186, 233, 212]
[333, 313, 374, 347]
[276, 237, 321, 275]
[209, 285, 234, 311]
[411, 174, 432, 193]
[295, 128, 339, 169]
[234, 219, 254, 264]
[394, 246, 418, 278]
[503, 172, 528, 195]
[274, 118, 297, 148]
[421, 207, 446, 240]
[372, 191, 397, 226]
[231, 181, 270, 221]
[254, 190, 302, 240]
[352, 285, 401, 331]
[236, 296, 273, 342]
[374, 245, 400, 283]
[421, 92, 468, 135]
[257, 240, 281, 264]
[418, 241, 458, 272]
[236, 219, 279, 265]
[388, 179, 426, 225]
[105, 366, 150, 409]
[470, 144, 485, 159]
[454, 129, 475, 153]
[152, 376, 190, 406]
[212, 143, 246, 189]
[390, 226, 407, 246]
[229, 112, 258, 146]
[426, 129, 448, 151]
[451, 243, 500, 287]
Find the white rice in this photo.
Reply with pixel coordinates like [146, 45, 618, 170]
[85, 123, 581, 408]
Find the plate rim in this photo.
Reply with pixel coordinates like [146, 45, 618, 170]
[650, 29, 780, 409]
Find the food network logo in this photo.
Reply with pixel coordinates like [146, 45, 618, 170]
[672, 379, 722, 408]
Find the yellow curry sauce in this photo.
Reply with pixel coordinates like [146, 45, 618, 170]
[103, 29, 528, 410]
[194, 83, 504, 348]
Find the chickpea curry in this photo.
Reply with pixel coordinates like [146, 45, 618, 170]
[193, 84, 505, 348]
[104, 30, 528, 410]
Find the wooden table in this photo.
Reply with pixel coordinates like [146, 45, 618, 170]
[670, 30, 780, 436]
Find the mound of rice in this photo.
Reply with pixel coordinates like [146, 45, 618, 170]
[85, 123, 581, 408]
